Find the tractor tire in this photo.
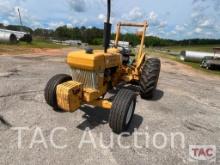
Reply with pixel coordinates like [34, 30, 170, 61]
[140, 58, 161, 99]
[109, 89, 137, 134]
[44, 74, 72, 110]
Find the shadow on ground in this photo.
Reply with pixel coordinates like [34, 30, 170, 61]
[77, 105, 143, 135]
[77, 106, 109, 130]
[151, 89, 164, 101]
[108, 83, 164, 102]
[76, 84, 163, 134]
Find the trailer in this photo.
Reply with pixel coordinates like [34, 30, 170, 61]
[0, 29, 32, 43]
[201, 48, 220, 70]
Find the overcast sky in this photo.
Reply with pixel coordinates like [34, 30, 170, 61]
[0, 0, 219, 40]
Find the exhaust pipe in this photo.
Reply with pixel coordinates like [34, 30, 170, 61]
[103, 0, 112, 53]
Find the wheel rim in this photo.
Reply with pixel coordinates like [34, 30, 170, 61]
[126, 100, 134, 125]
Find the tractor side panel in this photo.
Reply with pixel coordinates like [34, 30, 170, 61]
[104, 52, 121, 68]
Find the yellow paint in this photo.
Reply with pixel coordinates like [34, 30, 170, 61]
[91, 99, 112, 109]
[83, 88, 100, 102]
[56, 81, 82, 112]
[83, 83, 108, 103]
[67, 48, 121, 71]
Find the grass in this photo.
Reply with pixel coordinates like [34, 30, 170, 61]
[89, 45, 104, 50]
[1, 40, 69, 49]
[19, 40, 70, 49]
[0, 39, 70, 55]
[148, 48, 220, 76]
[163, 45, 220, 53]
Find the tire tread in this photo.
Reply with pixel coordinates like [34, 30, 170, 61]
[140, 58, 161, 99]
[109, 89, 136, 134]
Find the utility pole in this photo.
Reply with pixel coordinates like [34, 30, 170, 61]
[17, 8, 23, 31]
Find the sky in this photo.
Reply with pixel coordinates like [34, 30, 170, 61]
[0, 0, 219, 40]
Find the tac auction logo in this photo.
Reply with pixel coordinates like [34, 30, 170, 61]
[189, 145, 216, 162]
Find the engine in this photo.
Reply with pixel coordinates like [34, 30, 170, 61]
[67, 48, 121, 91]
[119, 47, 132, 65]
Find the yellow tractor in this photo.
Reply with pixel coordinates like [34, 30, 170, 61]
[45, 0, 161, 133]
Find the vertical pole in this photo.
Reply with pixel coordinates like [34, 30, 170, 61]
[104, 0, 111, 53]
[114, 23, 120, 47]
[106, 0, 111, 24]
[18, 8, 23, 31]
[137, 21, 147, 60]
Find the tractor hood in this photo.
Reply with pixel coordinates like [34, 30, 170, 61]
[67, 48, 121, 71]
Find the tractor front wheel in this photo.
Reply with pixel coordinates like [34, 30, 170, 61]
[44, 74, 72, 110]
[109, 89, 137, 134]
[140, 58, 161, 99]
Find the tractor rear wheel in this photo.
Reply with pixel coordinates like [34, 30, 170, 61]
[109, 89, 137, 134]
[140, 58, 161, 99]
[44, 74, 72, 110]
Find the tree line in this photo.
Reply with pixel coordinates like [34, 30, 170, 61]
[1, 23, 220, 46]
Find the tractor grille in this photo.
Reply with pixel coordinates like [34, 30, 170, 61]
[71, 68, 98, 89]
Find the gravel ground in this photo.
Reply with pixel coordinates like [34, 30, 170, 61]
[0, 53, 220, 165]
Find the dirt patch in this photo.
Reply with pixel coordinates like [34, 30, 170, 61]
[161, 57, 220, 81]
[31, 48, 72, 56]
[0, 47, 75, 56]
[164, 61, 177, 66]
[12, 55, 45, 61]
